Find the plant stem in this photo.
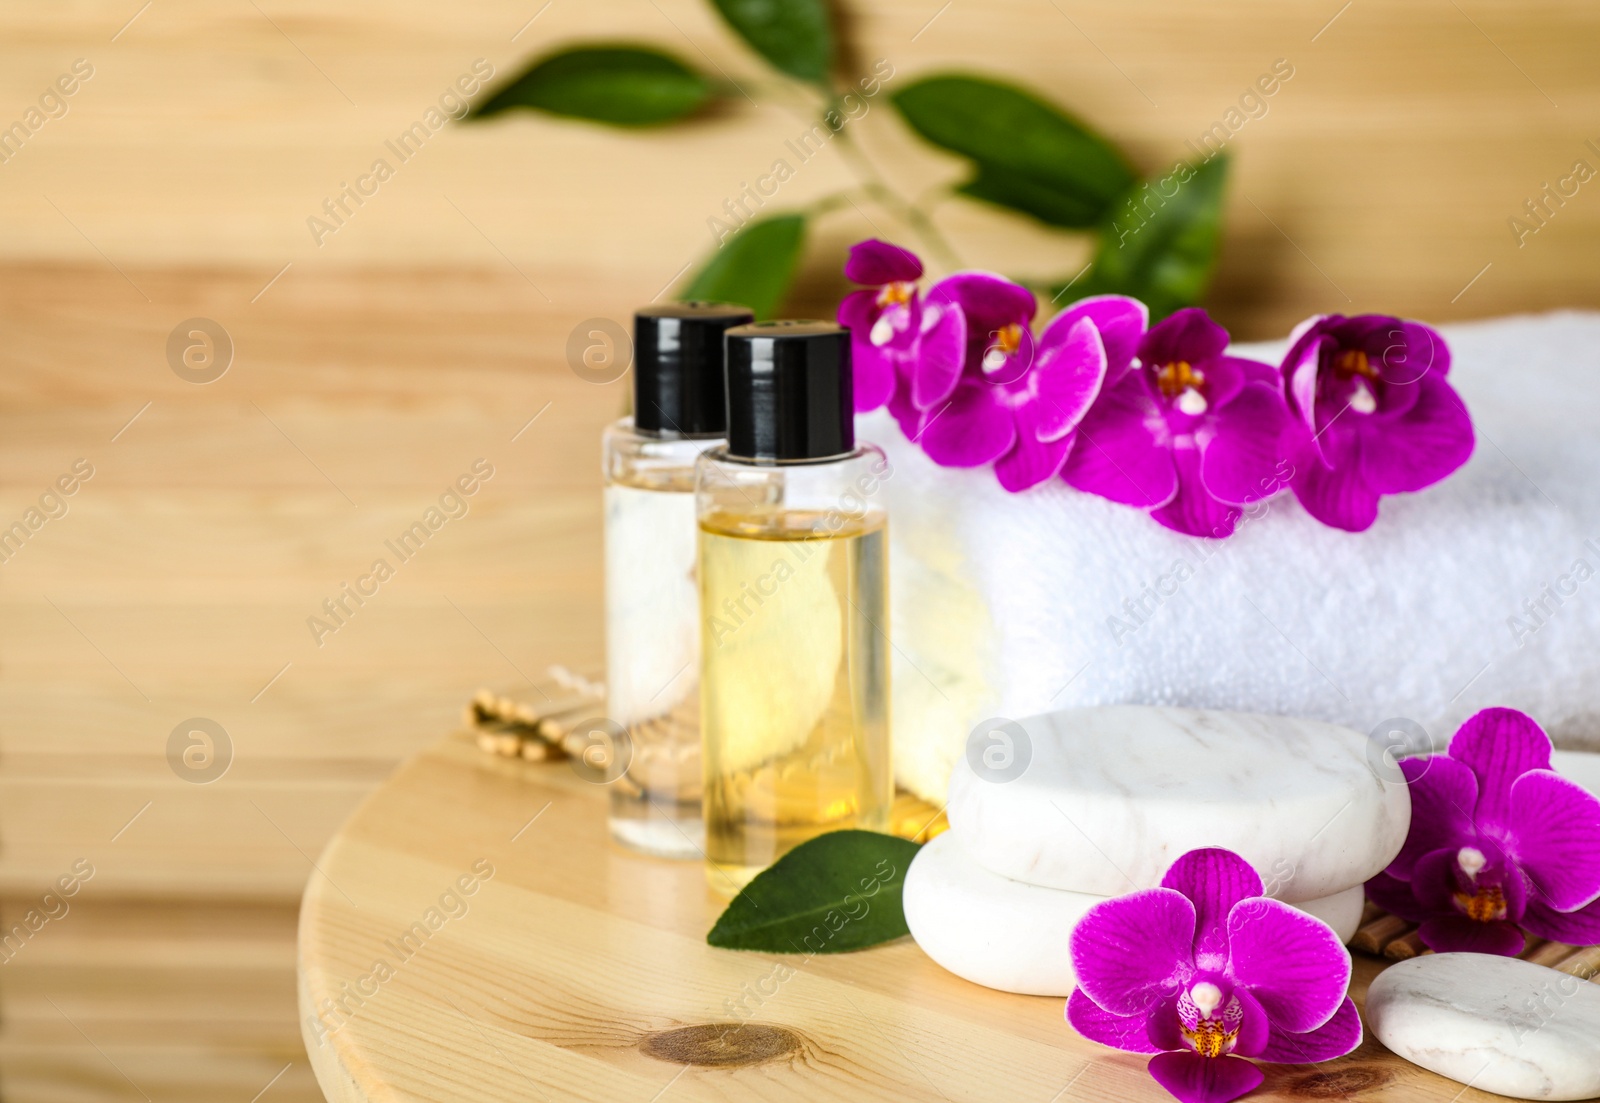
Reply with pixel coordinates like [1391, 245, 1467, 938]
[828, 124, 964, 272]
[807, 190, 867, 217]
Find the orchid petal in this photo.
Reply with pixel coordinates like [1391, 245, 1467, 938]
[1449, 707, 1553, 829]
[837, 288, 876, 330]
[1409, 846, 1466, 915]
[838, 282, 919, 354]
[917, 381, 1016, 468]
[1066, 988, 1163, 1054]
[1070, 889, 1197, 1017]
[1049, 295, 1147, 380]
[1189, 355, 1249, 411]
[1063, 376, 1179, 509]
[1233, 356, 1283, 389]
[1139, 307, 1229, 370]
[1148, 1052, 1263, 1103]
[1281, 314, 1329, 359]
[1152, 445, 1241, 539]
[1256, 997, 1362, 1064]
[1417, 915, 1525, 956]
[1290, 443, 1380, 533]
[1374, 319, 1451, 383]
[1200, 382, 1294, 506]
[1520, 895, 1600, 945]
[1364, 871, 1429, 924]
[843, 238, 922, 285]
[1160, 849, 1265, 962]
[1505, 769, 1600, 912]
[1230, 988, 1271, 1059]
[886, 377, 924, 441]
[1226, 898, 1350, 1033]
[927, 271, 1036, 333]
[1033, 317, 1107, 440]
[851, 345, 898, 412]
[1388, 755, 1479, 878]
[911, 301, 966, 410]
[1287, 346, 1326, 458]
[1146, 994, 1185, 1052]
[840, 290, 902, 413]
[994, 410, 1075, 493]
[981, 324, 1038, 388]
[1358, 375, 1474, 495]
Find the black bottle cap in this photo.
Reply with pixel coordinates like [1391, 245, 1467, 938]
[724, 321, 853, 462]
[633, 302, 754, 436]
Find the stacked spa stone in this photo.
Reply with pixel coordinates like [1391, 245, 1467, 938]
[904, 706, 1411, 997]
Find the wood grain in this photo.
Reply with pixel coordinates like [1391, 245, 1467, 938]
[0, 260, 621, 1097]
[0, 898, 322, 1102]
[298, 732, 1513, 1103]
[7, 4, 1600, 1092]
[1, 2, 1599, 336]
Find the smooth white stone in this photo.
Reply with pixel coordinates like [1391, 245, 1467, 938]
[1368, 953, 1600, 1101]
[1298, 883, 1366, 943]
[947, 706, 1410, 901]
[904, 831, 1368, 997]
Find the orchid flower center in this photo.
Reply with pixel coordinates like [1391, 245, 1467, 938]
[982, 324, 1024, 372]
[1348, 379, 1378, 415]
[1451, 845, 1508, 922]
[1177, 981, 1241, 1059]
[1331, 348, 1381, 414]
[869, 283, 916, 346]
[1156, 360, 1208, 415]
[1334, 348, 1381, 381]
[875, 281, 915, 310]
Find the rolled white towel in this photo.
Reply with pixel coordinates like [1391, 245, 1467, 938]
[867, 312, 1600, 802]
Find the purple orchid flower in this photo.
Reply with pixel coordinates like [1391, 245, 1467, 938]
[1365, 707, 1600, 956]
[1279, 314, 1474, 532]
[894, 274, 1108, 492]
[836, 239, 928, 413]
[1068, 848, 1361, 1103]
[1062, 307, 1296, 539]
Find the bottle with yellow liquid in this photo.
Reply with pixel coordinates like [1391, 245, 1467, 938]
[696, 320, 892, 892]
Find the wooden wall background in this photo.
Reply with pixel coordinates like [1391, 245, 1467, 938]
[0, 1, 1596, 1100]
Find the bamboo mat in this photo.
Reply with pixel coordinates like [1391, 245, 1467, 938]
[465, 671, 951, 843]
[1351, 902, 1600, 979]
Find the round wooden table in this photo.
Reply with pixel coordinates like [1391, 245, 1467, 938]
[299, 732, 1455, 1103]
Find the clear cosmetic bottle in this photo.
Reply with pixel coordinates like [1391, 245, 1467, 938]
[696, 321, 892, 891]
[603, 302, 752, 858]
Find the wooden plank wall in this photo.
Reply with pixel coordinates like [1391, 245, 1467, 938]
[1, 1, 1596, 1099]
[0, 1, 1596, 334]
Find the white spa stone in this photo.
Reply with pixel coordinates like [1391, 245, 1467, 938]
[904, 831, 1368, 997]
[1299, 883, 1366, 943]
[946, 706, 1410, 902]
[1367, 953, 1600, 1101]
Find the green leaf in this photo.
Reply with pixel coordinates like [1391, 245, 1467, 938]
[891, 75, 1136, 228]
[470, 46, 713, 127]
[957, 166, 1110, 230]
[681, 214, 807, 320]
[708, 0, 833, 85]
[1070, 154, 1230, 319]
[707, 830, 922, 953]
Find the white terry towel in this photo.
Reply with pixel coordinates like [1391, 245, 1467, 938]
[863, 312, 1600, 803]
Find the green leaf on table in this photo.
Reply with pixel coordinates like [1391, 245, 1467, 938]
[707, 830, 922, 953]
[891, 75, 1136, 228]
[681, 213, 807, 320]
[708, 0, 833, 85]
[1070, 154, 1230, 319]
[470, 46, 713, 127]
